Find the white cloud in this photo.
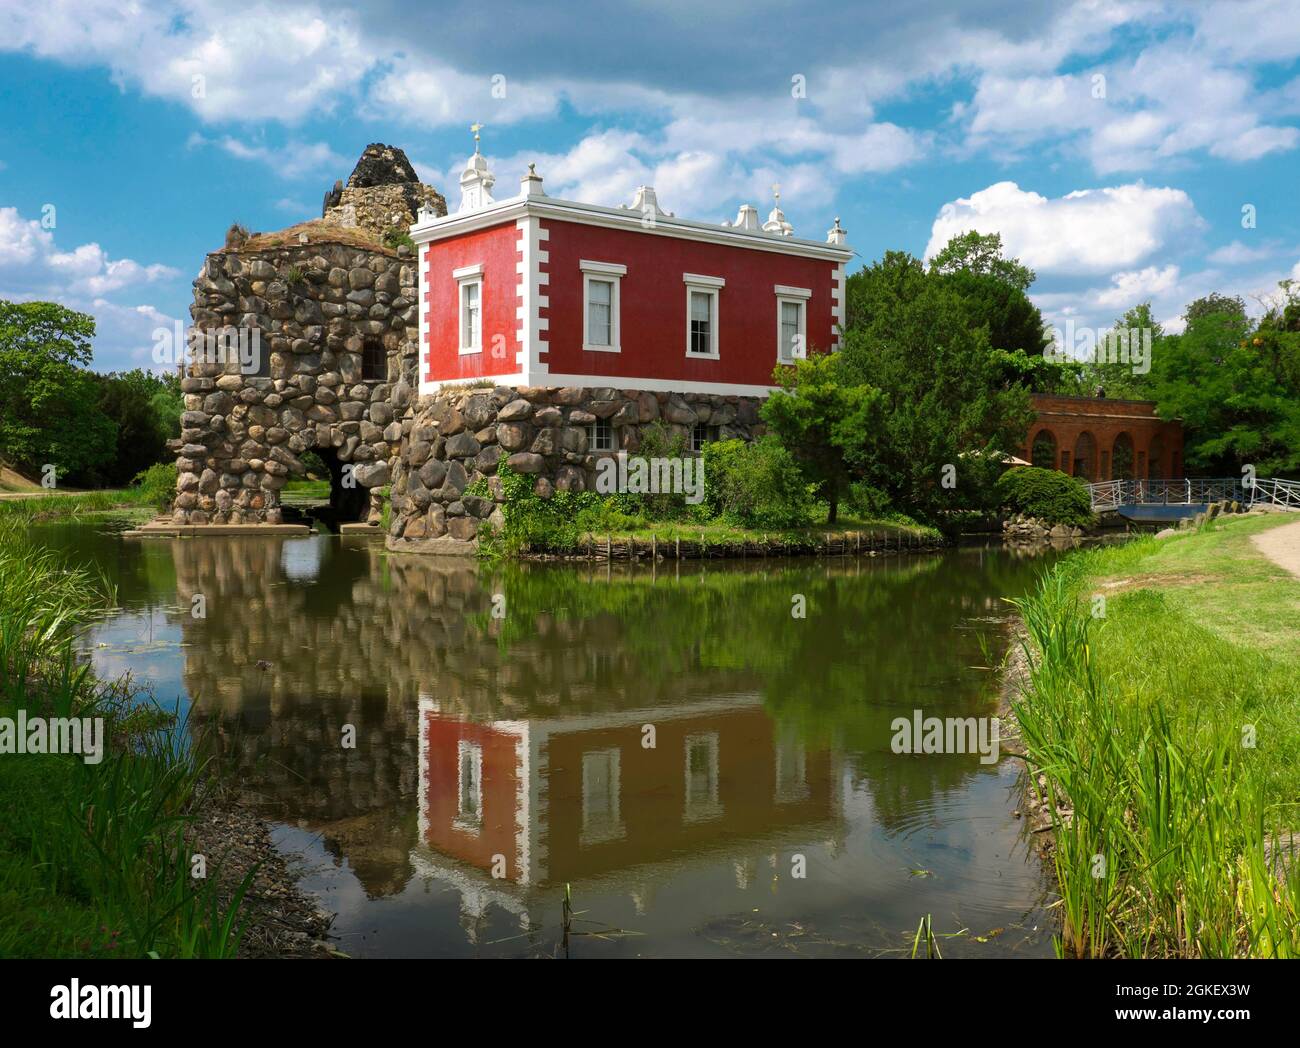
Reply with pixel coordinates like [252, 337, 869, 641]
[925, 180, 1202, 276]
[0, 207, 180, 371]
[186, 133, 346, 179]
[1207, 240, 1279, 266]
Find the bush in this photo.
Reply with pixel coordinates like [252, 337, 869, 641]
[701, 437, 814, 529]
[995, 465, 1094, 526]
[131, 462, 177, 510]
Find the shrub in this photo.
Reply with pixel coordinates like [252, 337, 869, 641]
[131, 462, 177, 510]
[995, 465, 1094, 526]
[701, 437, 814, 529]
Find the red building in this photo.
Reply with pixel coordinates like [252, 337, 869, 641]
[411, 137, 852, 398]
[1022, 393, 1184, 481]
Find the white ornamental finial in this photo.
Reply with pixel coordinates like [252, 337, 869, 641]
[762, 182, 793, 237]
[458, 124, 496, 213]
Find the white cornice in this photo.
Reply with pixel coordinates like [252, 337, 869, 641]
[411, 192, 853, 263]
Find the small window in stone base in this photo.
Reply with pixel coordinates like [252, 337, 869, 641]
[361, 338, 387, 381]
[588, 418, 614, 452]
[691, 423, 720, 453]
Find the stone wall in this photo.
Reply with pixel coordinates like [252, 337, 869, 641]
[174, 238, 419, 524]
[387, 386, 765, 554]
[322, 143, 446, 239]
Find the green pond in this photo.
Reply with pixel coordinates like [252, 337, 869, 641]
[35, 520, 1066, 958]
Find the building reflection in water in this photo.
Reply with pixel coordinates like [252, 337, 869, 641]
[139, 532, 1045, 952]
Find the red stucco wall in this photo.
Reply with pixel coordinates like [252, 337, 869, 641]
[423, 224, 520, 384]
[539, 219, 839, 388]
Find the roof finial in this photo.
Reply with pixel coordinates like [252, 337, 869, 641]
[470, 121, 483, 153]
[772, 182, 781, 207]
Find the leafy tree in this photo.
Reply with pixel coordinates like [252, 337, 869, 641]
[761, 353, 884, 523]
[92, 370, 180, 486]
[928, 230, 1035, 291]
[836, 269, 1034, 520]
[1184, 292, 1247, 327]
[0, 300, 116, 481]
[1149, 290, 1300, 476]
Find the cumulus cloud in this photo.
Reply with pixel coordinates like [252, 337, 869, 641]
[186, 133, 346, 179]
[0, 207, 180, 371]
[924, 181, 1203, 276]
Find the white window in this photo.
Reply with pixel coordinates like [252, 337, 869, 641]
[581, 260, 625, 352]
[683, 274, 724, 358]
[455, 739, 483, 832]
[774, 734, 809, 804]
[587, 417, 614, 452]
[683, 732, 722, 823]
[775, 285, 811, 362]
[691, 423, 719, 452]
[580, 748, 625, 846]
[454, 264, 483, 355]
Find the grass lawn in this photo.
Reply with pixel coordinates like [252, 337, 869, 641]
[0, 489, 157, 524]
[1012, 511, 1300, 958]
[581, 514, 941, 545]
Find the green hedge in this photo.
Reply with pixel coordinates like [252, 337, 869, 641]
[995, 465, 1094, 527]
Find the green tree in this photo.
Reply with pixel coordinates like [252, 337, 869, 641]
[928, 230, 1035, 291]
[837, 263, 1034, 520]
[0, 300, 116, 481]
[761, 353, 884, 523]
[1149, 288, 1300, 476]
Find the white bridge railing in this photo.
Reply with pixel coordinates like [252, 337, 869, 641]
[1084, 477, 1300, 512]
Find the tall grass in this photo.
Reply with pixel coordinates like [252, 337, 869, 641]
[0, 520, 253, 958]
[1010, 560, 1300, 958]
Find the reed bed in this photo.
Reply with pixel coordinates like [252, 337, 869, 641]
[1009, 534, 1300, 958]
[0, 520, 252, 958]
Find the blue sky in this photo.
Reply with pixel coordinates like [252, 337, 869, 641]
[2, 0, 1299, 372]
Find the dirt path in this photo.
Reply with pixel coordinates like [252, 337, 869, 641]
[1252, 516, 1300, 580]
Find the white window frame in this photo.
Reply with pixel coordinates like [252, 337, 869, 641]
[580, 260, 625, 353]
[580, 748, 625, 847]
[587, 417, 615, 452]
[454, 264, 484, 355]
[691, 423, 719, 453]
[454, 739, 483, 834]
[775, 285, 811, 363]
[683, 274, 724, 359]
[683, 732, 722, 824]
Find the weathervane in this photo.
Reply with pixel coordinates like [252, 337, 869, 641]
[470, 122, 483, 153]
[772, 182, 781, 207]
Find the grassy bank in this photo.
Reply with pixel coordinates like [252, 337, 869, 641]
[1010, 512, 1300, 958]
[0, 521, 252, 958]
[0, 488, 155, 524]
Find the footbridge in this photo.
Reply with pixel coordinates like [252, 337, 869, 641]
[1084, 477, 1300, 522]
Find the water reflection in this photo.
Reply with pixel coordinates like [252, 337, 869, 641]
[42, 521, 1062, 957]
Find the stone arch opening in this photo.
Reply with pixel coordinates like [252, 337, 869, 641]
[1031, 429, 1058, 469]
[1072, 431, 1097, 480]
[1112, 432, 1135, 481]
[314, 445, 368, 531]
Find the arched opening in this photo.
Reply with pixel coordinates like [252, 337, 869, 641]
[1031, 429, 1058, 470]
[314, 446, 368, 531]
[1148, 433, 1166, 479]
[1072, 432, 1097, 481]
[1112, 432, 1135, 481]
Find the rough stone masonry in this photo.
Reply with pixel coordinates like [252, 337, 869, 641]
[174, 143, 765, 551]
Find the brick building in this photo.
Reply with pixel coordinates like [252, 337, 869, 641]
[1022, 393, 1184, 481]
